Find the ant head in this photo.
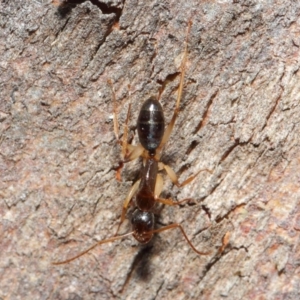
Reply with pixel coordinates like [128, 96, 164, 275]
[131, 210, 154, 244]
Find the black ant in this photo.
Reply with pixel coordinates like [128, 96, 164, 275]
[53, 21, 211, 265]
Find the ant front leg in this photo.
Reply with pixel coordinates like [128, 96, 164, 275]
[114, 179, 141, 236]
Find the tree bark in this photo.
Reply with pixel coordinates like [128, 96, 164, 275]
[0, 0, 299, 299]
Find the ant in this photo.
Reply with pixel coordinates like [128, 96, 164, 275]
[53, 21, 211, 265]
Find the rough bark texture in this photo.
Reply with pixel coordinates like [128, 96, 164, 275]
[1, 0, 300, 299]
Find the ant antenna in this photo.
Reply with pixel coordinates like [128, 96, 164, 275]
[52, 231, 134, 265]
[152, 223, 211, 255]
[53, 221, 210, 265]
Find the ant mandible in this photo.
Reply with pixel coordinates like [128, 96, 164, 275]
[53, 21, 211, 265]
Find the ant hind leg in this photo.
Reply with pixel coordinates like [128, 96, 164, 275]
[156, 21, 192, 157]
[108, 80, 144, 181]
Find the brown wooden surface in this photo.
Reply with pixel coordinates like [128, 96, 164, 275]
[1, 1, 300, 299]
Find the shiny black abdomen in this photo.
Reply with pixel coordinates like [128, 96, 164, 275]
[137, 97, 165, 154]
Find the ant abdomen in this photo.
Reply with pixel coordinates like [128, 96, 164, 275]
[137, 97, 165, 153]
[131, 210, 154, 243]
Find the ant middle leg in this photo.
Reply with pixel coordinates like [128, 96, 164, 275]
[159, 162, 212, 188]
[154, 174, 195, 206]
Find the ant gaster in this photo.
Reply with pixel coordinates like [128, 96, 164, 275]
[53, 21, 211, 265]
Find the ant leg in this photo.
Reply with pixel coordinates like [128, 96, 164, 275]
[156, 21, 192, 156]
[121, 101, 131, 160]
[159, 162, 212, 187]
[52, 231, 134, 265]
[123, 143, 144, 162]
[156, 197, 195, 206]
[108, 80, 145, 181]
[115, 104, 144, 162]
[154, 174, 164, 198]
[155, 174, 194, 206]
[108, 79, 121, 143]
[152, 223, 211, 255]
[108, 79, 144, 163]
[119, 102, 145, 162]
[114, 179, 141, 236]
[118, 103, 145, 162]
